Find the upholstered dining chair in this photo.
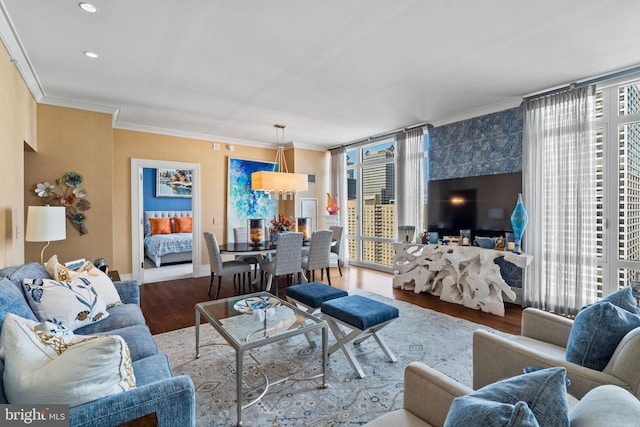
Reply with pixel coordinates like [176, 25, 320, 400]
[261, 232, 304, 297]
[329, 225, 344, 277]
[301, 229, 334, 286]
[233, 227, 261, 279]
[203, 232, 252, 299]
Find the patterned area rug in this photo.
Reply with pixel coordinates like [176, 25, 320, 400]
[153, 291, 509, 426]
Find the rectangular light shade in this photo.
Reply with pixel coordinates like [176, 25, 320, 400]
[251, 171, 308, 193]
[25, 206, 67, 242]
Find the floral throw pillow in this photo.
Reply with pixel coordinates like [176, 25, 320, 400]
[45, 255, 122, 307]
[23, 277, 109, 331]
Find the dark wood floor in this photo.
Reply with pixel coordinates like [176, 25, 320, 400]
[140, 265, 523, 336]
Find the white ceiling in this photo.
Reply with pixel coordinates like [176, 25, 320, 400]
[2, 0, 640, 150]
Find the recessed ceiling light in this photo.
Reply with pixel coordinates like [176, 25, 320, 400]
[83, 51, 99, 59]
[79, 2, 98, 13]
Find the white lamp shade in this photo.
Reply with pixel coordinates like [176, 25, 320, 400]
[25, 206, 67, 242]
[251, 171, 308, 193]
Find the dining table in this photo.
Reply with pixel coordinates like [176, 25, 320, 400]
[218, 241, 310, 287]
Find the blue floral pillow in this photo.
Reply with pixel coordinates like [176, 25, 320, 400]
[444, 367, 569, 427]
[566, 287, 640, 371]
[22, 277, 109, 331]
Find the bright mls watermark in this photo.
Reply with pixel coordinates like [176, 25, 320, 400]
[1, 405, 68, 426]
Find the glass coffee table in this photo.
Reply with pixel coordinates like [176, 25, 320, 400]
[195, 292, 328, 426]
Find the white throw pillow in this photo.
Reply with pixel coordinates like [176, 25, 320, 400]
[23, 277, 109, 331]
[45, 255, 122, 307]
[1, 313, 135, 406]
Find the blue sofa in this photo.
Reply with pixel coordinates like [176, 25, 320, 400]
[0, 262, 195, 427]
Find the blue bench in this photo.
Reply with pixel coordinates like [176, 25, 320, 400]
[321, 295, 399, 378]
[286, 282, 348, 313]
[286, 282, 348, 347]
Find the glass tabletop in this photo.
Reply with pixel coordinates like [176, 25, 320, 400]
[219, 242, 278, 252]
[196, 292, 325, 351]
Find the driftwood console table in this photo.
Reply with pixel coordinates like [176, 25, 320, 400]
[393, 243, 532, 316]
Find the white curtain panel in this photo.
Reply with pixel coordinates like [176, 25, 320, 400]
[395, 128, 425, 236]
[330, 147, 348, 261]
[522, 85, 598, 316]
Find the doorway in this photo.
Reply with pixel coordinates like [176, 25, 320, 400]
[130, 158, 201, 283]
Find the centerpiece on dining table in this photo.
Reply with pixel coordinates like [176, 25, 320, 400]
[269, 214, 296, 244]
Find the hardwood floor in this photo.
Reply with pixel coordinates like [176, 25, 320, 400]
[140, 265, 523, 336]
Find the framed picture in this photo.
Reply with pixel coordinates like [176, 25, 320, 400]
[156, 168, 193, 198]
[227, 157, 279, 241]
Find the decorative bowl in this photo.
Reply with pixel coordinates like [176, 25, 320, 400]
[475, 237, 496, 249]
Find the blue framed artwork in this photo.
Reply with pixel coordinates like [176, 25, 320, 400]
[227, 157, 279, 241]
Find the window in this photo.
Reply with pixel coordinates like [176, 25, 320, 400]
[344, 133, 429, 271]
[597, 77, 640, 295]
[346, 141, 396, 270]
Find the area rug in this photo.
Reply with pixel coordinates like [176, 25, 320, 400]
[153, 291, 509, 426]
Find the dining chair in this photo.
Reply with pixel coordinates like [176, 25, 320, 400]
[329, 225, 344, 276]
[301, 229, 333, 286]
[233, 226, 261, 279]
[203, 232, 252, 299]
[261, 232, 304, 297]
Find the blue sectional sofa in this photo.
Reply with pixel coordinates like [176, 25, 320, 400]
[0, 262, 195, 427]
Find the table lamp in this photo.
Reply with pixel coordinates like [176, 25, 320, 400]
[25, 206, 67, 264]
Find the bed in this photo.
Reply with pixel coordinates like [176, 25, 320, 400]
[144, 210, 193, 267]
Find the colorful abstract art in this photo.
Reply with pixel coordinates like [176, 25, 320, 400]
[227, 157, 279, 241]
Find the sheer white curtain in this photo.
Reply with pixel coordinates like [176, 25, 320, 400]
[522, 85, 597, 316]
[395, 128, 425, 235]
[330, 147, 348, 261]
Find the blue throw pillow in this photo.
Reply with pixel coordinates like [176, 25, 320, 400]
[566, 300, 640, 370]
[444, 367, 569, 427]
[601, 286, 640, 315]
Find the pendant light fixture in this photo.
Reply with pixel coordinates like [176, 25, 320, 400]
[251, 124, 308, 200]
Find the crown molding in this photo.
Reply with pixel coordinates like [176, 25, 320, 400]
[113, 120, 276, 149]
[0, 0, 44, 101]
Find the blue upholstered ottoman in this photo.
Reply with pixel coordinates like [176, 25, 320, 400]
[286, 282, 348, 348]
[286, 282, 348, 311]
[321, 295, 399, 378]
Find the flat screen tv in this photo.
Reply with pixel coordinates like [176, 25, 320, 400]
[427, 172, 522, 239]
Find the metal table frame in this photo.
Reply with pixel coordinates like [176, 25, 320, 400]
[195, 292, 328, 426]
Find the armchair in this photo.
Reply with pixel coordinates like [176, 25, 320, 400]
[473, 307, 640, 399]
[364, 362, 640, 427]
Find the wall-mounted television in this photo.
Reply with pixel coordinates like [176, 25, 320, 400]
[427, 172, 522, 239]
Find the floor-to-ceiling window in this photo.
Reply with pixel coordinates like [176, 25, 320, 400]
[598, 76, 640, 296]
[345, 134, 428, 272]
[346, 140, 396, 271]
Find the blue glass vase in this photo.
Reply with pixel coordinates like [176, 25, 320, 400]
[510, 193, 528, 254]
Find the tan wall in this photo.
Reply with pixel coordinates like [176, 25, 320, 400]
[24, 105, 113, 265]
[291, 147, 331, 228]
[113, 130, 333, 274]
[0, 41, 36, 268]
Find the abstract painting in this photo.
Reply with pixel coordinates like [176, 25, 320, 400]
[227, 157, 279, 241]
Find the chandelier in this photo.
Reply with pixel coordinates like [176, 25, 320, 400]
[251, 124, 308, 200]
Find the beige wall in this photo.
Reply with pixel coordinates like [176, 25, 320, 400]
[113, 130, 270, 271]
[113, 130, 328, 274]
[0, 41, 36, 268]
[24, 105, 113, 265]
[291, 147, 331, 227]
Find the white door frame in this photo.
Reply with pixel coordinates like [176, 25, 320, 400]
[130, 158, 201, 283]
